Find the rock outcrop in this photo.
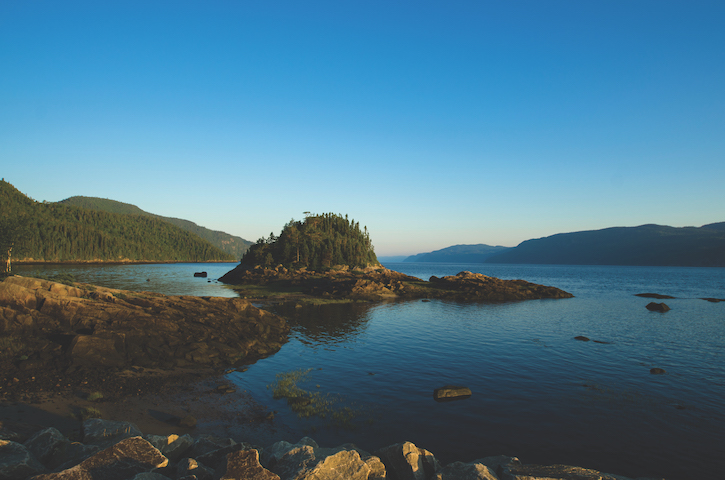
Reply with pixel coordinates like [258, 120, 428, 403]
[0, 276, 289, 394]
[0, 419, 663, 480]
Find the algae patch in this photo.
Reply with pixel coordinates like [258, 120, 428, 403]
[268, 368, 365, 429]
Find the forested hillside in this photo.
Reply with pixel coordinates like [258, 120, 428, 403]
[485, 223, 725, 267]
[59, 196, 252, 259]
[0, 180, 234, 264]
[405, 244, 510, 263]
[240, 213, 379, 270]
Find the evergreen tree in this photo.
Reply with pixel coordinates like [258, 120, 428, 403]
[239, 213, 379, 270]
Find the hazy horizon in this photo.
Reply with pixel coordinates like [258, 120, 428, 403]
[2, 1, 724, 256]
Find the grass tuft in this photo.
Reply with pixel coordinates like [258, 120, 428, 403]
[87, 391, 104, 402]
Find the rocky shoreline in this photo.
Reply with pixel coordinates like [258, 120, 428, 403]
[0, 275, 288, 402]
[0, 275, 667, 479]
[0, 417, 664, 480]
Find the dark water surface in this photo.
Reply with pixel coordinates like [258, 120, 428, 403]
[15, 262, 725, 479]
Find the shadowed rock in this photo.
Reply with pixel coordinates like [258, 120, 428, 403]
[0, 440, 46, 480]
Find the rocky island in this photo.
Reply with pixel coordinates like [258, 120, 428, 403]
[219, 265, 573, 303]
[218, 213, 573, 303]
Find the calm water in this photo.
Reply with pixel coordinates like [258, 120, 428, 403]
[13, 262, 240, 297]
[14, 262, 725, 479]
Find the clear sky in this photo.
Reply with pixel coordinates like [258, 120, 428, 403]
[2, 1, 724, 256]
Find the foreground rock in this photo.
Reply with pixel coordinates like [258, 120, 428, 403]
[0, 276, 289, 396]
[220, 265, 573, 303]
[0, 419, 665, 480]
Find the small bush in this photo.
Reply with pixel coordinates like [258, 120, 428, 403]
[87, 392, 103, 402]
[80, 407, 102, 420]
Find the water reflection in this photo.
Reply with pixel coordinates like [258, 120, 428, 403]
[270, 302, 379, 345]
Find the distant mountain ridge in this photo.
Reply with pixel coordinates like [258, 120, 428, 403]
[485, 223, 725, 267]
[405, 244, 510, 263]
[58, 196, 252, 260]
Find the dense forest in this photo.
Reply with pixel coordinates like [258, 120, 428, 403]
[59, 196, 252, 259]
[240, 213, 379, 270]
[0, 180, 234, 265]
[485, 223, 725, 267]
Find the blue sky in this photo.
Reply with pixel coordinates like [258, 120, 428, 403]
[2, 1, 724, 256]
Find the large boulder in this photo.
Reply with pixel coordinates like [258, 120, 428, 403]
[374, 442, 441, 480]
[262, 437, 319, 469]
[23, 427, 71, 470]
[216, 449, 280, 480]
[0, 440, 46, 480]
[271, 445, 371, 480]
[31, 437, 168, 480]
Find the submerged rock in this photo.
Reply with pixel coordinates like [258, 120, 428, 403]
[433, 386, 472, 401]
[635, 293, 675, 299]
[645, 302, 670, 312]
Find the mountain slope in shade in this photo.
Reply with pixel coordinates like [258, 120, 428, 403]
[59, 196, 252, 260]
[405, 244, 511, 263]
[1, 180, 233, 263]
[485, 223, 725, 267]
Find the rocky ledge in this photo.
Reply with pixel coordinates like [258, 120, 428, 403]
[0, 276, 289, 398]
[0, 418, 662, 480]
[220, 265, 573, 302]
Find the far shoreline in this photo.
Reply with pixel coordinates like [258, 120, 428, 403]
[13, 260, 237, 266]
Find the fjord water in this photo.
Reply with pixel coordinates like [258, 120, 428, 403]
[15, 262, 725, 479]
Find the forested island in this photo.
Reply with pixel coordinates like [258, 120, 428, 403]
[220, 213, 573, 303]
[0, 180, 239, 267]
